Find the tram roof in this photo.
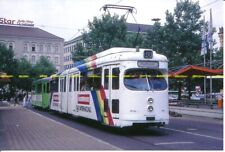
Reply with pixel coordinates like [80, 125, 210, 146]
[33, 77, 52, 84]
[75, 47, 166, 65]
[62, 47, 167, 75]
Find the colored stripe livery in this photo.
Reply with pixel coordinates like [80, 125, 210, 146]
[91, 87, 114, 126]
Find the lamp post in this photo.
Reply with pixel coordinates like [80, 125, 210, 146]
[151, 18, 161, 22]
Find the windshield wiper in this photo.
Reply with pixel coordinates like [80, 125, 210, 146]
[145, 74, 153, 91]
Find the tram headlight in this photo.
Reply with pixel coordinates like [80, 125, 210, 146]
[147, 105, 154, 112]
[147, 98, 154, 104]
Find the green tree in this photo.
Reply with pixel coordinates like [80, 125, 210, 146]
[72, 14, 127, 62]
[0, 43, 18, 75]
[165, 0, 203, 66]
[0, 43, 18, 99]
[145, 21, 165, 52]
[33, 56, 56, 78]
[125, 32, 145, 48]
[15, 58, 33, 92]
[71, 43, 90, 62]
[144, 0, 204, 100]
[84, 14, 127, 51]
[145, 0, 203, 67]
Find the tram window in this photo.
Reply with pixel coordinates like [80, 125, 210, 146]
[80, 68, 102, 91]
[104, 69, 109, 90]
[112, 68, 120, 90]
[60, 79, 63, 92]
[46, 83, 50, 93]
[63, 77, 66, 92]
[80, 72, 87, 91]
[124, 69, 167, 91]
[91, 68, 102, 90]
[73, 75, 77, 91]
[37, 83, 42, 93]
[69, 76, 72, 92]
[76, 74, 79, 91]
[50, 79, 58, 92]
[43, 84, 46, 93]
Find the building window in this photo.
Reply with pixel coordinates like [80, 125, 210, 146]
[54, 45, 58, 53]
[46, 44, 51, 52]
[39, 44, 43, 52]
[32, 44, 36, 52]
[31, 55, 35, 64]
[24, 43, 28, 52]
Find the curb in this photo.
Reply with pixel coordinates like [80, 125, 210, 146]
[169, 106, 223, 119]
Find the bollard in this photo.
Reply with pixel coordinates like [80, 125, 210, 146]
[217, 99, 223, 109]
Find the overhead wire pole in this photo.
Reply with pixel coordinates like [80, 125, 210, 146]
[208, 8, 213, 102]
[100, 4, 140, 47]
[201, 16, 207, 103]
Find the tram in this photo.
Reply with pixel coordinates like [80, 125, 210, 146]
[32, 47, 169, 128]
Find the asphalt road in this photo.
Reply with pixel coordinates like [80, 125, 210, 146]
[0, 105, 223, 150]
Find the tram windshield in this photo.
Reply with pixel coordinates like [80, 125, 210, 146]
[124, 69, 167, 91]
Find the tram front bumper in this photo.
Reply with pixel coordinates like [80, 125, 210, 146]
[119, 114, 169, 127]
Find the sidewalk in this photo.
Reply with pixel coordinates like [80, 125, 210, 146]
[0, 100, 11, 107]
[0, 106, 119, 150]
[169, 105, 223, 119]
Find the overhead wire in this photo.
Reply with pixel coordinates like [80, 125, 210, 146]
[201, 0, 220, 8]
[114, 0, 123, 5]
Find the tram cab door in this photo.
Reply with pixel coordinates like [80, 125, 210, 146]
[103, 65, 120, 120]
[60, 76, 68, 113]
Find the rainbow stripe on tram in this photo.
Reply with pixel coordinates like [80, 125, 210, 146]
[91, 87, 114, 126]
[75, 55, 97, 72]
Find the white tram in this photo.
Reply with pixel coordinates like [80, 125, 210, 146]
[50, 47, 169, 128]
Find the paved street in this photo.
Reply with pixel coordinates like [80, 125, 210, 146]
[0, 106, 119, 150]
[0, 105, 223, 150]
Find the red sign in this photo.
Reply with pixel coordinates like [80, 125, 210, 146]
[78, 94, 90, 105]
[53, 94, 59, 102]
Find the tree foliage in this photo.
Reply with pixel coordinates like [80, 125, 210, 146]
[0, 44, 57, 99]
[33, 56, 56, 78]
[145, 0, 203, 67]
[0, 43, 17, 75]
[15, 58, 33, 92]
[144, 21, 165, 52]
[0, 43, 18, 99]
[84, 14, 127, 52]
[72, 14, 127, 62]
[71, 43, 90, 62]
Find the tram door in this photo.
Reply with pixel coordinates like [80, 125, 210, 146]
[103, 65, 120, 119]
[60, 76, 68, 113]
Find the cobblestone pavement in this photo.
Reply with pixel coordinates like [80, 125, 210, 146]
[0, 106, 119, 150]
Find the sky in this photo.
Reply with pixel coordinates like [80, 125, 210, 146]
[0, 0, 224, 44]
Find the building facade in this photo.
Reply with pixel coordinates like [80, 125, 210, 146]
[63, 35, 83, 70]
[0, 24, 64, 72]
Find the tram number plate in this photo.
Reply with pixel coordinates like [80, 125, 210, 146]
[146, 117, 155, 121]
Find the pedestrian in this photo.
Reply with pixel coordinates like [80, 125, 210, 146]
[22, 95, 27, 107]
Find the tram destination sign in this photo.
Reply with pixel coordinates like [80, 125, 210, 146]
[0, 17, 34, 26]
[137, 61, 159, 68]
